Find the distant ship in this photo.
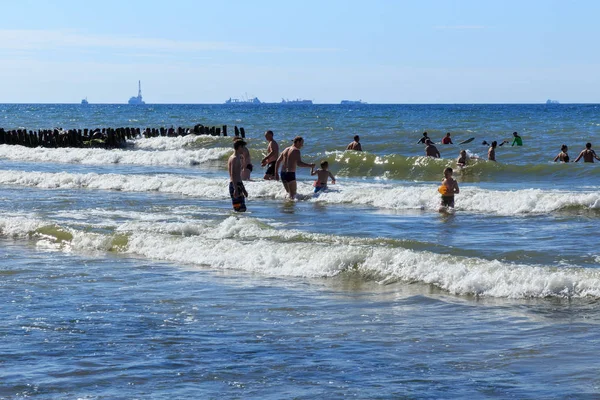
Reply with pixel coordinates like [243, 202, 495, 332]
[281, 98, 313, 105]
[225, 97, 261, 104]
[546, 99, 560, 104]
[81, 97, 89, 105]
[341, 100, 367, 105]
[128, 81, 145, 105]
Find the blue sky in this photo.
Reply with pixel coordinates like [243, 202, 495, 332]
[1, 0, 598, 103]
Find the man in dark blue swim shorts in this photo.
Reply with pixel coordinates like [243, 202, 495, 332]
[275, 136, 315, 199]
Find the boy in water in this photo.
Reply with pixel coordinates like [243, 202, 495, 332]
[439, 167, 460, 209]
[228, 140, 248, 212]
[311, 161, 336, 193]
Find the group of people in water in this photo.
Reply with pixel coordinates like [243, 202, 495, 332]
[228, 129, 600, 212]
[419, 130, 600, 165]
[228, 131, 343, 212]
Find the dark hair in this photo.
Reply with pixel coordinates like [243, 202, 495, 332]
[561, 144, 568, 152]
[233, 140, 247, 150]
[491, 141, 497, 147]
[265, 130, 274, 136]
[354, 135, 360, 141]
[320, 160, 329, 168]
[586, 142, 592, 149]
[444, 167, 453, 174]
[513, 132, 519, 135]
[423, 132, 428, 136]
[446, 132, 451, 136]
[293, 136, 304, 144]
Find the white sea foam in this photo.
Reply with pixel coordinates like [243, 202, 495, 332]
[1, 214, 599, 299]
[1, 169, 600, 215]
[0, 144, 230, 167]
[129, 135, 215, 151]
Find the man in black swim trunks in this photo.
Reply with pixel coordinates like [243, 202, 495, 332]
[275, 136, 315, 199]
[260, 130, 279, 180]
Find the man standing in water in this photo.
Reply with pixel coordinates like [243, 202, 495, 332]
[275, 136, 315, 199]
[260, 130, 279, 180]
[574, 142, 600, 162]
[228, 140, 248, 212]
[346, 135, 363, 151]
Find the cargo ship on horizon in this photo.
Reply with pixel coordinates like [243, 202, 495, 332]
[225, 97, 261, 104]
[281, 98, 313, 105]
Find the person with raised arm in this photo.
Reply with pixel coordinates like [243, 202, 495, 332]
[275, 136, 315, 199]
[574, 142, 600, 163]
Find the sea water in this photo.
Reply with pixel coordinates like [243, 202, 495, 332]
[0, 103, 599, 398]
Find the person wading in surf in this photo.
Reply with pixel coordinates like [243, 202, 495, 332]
[275, 136, 315, 199]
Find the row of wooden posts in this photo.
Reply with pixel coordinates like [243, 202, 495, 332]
[0, 124, 246, 149]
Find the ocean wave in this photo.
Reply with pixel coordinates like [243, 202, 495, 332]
[0, 144, 230, 167]
[0, 214, 599, 299]
[1, 170, 599, 216]
[3, 144, 599, 184]
[322, 151, 600, 181]
[0, 169, 599, 215]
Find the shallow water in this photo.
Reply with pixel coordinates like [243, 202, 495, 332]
[1, 104, 599, 398]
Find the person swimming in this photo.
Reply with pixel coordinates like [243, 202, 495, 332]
[553, 144, 570, 163]
[457, 150, 468, 167]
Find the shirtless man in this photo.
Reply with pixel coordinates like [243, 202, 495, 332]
[488, 141, 497, 161]
[425, 139, 441, 158]
[275, 136, 315, 199]
[574, 142, 600, 163]
[417, 132, 430, 144]
[346, 135, 363, 151]
[228, 140, 248, 212]
[260, 130, 279, 180]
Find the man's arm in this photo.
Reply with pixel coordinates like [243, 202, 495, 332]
[356, 143, 362, 151]
[574, 151, 584, 162]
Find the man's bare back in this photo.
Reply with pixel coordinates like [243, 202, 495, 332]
[575, 144, 600, 163]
